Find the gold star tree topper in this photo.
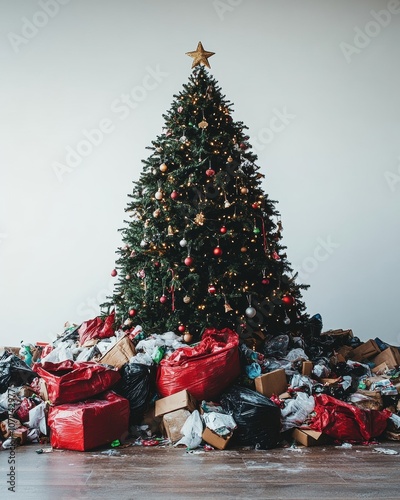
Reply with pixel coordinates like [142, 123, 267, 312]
[186, 42, 215, 69]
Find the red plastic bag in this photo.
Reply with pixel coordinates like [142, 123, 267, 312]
[156, 327, 240, 401]
[48, 391, 129, 451]
[78, 311, 115, 346]
[309, 394, 391, 442]
[34, 360, 120, 405]
[15, 397, 36, 423]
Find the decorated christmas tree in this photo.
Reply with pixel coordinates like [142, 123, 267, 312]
[103, 42, 309, 344]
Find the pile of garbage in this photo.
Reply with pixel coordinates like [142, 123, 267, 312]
[2, 312, 400, 452]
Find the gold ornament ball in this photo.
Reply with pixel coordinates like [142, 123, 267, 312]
[159, 163, 168, 172]
[183, 295, 191, 304]
[153, 208, 161, 217]
[240, 246, 247, 253]
[183, 332, 193, 343]
[227, 156, 234, 163]
[155, 190, 163, 200]
[241, 187, 249, 195]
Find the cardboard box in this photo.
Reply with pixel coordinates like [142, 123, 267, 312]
[254, 368, 287, 398]
[155, 389, 197, 418]
[336, 345, 354, 360]
[292, 428, 330, 447]
[351, 339, 380, 362]
[372, 361, 390, 375]
[202, 427, 233, 450]
[302, 361, 313, 376]
[162, 409, 191, 443]
[98, 335, 136, 369]
[372, 347, 400, 370]
[321, 328, 353, 339]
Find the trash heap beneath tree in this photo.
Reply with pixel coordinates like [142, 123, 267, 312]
[1, 313, 400, 452]
[2, 44, 400, 452]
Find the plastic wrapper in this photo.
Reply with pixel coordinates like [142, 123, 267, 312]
[28, 402, 47, 435]
[0, 351, 37, 393]
[78, 311, 116, 346]
[117, 363, 155, 424]
[175, 409, 203, 449]
[245, 362, 262, 379]
[220, 385, 281, 449]
[156, 328, 240, 401]
[48, 391, 130, 451]
[309, 394, 391, 442]
[33, 360, 120, 405]
[289, 374, 314, 392]
[202, 411, 237, 436]
[284, 348, 308, 362]
[312, 362, 331, 379]
[75, 344, 101, 362]
[40, 343, 75, 364]
[280, 392, 315, 431]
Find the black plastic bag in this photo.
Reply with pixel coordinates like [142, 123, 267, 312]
[0, 351, 37, 393]
[116, 363, 155, 425]
[263, 334, 290, 358]
[220, 385, 281, 449]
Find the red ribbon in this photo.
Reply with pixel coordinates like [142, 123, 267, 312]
[169, 268, 175, 311]
[261, 218, 267, 253]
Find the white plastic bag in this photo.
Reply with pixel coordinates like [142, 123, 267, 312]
[28, 402, 47, 435]
[281, 392, 315, 431]
[202, 411, 237, 436]
[174, 410, 203, 449]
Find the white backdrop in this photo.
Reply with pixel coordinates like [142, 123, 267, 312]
[1, 0, 399, 347]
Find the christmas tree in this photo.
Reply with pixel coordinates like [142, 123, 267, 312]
[103, 42, 309, 344]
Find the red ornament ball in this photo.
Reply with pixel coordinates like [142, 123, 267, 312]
[170, 190, 179, 200]
[206, 168, 216, 177]
[177, 325, 186, 333]
[251, 202, 259, 209]
[262, 278, 270, 285]
[220, 226, 227, 234]
[159, 295, 167, 304]
[240, 142, 248, 150]
[184, 256, 194, 266]
[282, 295, 295, 306]
[129, 308, 137, 317]
[213, 246, 223, 257]
[111, 269, 117, 277]
[154, 261, 161, 268]
[208, 285, 217, 294]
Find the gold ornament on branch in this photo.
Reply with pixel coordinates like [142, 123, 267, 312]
[186, 41, 215, 69]
[194, 212, 205, 225]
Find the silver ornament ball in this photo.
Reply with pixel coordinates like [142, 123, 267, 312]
[245, 306, 257, 318]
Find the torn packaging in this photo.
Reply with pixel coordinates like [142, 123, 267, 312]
[33, 360, 120, 405]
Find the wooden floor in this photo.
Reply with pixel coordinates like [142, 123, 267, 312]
[2, 439, 400, 500]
